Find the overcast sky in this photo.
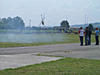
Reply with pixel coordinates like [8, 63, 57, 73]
[0, 0, 100, 26]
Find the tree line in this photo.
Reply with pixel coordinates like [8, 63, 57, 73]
[0, 16, 25, 29]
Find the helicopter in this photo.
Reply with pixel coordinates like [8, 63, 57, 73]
[40, 13, 45, 26]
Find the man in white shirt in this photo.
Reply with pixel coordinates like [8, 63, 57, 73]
[78, 27, 84, 46]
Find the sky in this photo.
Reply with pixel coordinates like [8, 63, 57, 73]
[0, 0, 100, 27]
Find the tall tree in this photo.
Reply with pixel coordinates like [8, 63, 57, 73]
[60, 20, 70, 29]
[0, 16, 25, 29]
[1, 18, 8, 29]
[0, 22, 5, 29]
[88, 24, 93, 31]
[12, 16, 25, 29]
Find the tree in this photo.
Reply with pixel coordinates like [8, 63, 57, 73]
[0, 18, 8, 29]
[0, 16, 25, 29]
[6, 17, 13, 29]
[12, 16, 25, 29]
[88, 24, 93, 31]
[1, 18, 7, 23]
[60, 20, 70, 30]
[0, 22, 4, 29]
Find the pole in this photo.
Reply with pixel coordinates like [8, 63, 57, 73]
[29, 19, 31, 27]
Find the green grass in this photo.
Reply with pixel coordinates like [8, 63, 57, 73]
[0, 33, 100, 75]
[0, 34, 98, 48]
[0, 58, 100, 75]
[0, 42, 55, 48]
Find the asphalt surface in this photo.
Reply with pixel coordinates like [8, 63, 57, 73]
[0, 54, 61, 70]
[0, 43, 100, 70]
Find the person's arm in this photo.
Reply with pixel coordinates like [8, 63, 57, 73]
[84, 30, 86, 35]
[78, 30, 80, 34]
[78, 30, 80, 36]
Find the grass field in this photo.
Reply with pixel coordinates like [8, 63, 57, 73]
[0, 33, 98, 48]
[0, 33, 78, 47]
[0, 58, 100, 75]
[0, 34, 100, 75]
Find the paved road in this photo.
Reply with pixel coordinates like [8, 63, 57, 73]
[0, 43, 100, 70]
[0, 43, 100, 59]
[0, 54, 61, 70]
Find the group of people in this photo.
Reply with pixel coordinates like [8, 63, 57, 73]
[79, 26, 99, 46]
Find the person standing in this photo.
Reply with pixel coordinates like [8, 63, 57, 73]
[85, 27, 89, 45]
[88, 26, 92, 45]
[95, 27, 99, 45]
[79, 27, 84, 46]
[88, 24, 93, 45]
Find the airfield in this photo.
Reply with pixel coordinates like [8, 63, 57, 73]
[0, 43, 100, 70]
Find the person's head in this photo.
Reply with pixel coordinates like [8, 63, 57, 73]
[86, 27, 88, 30]
[96, 27, 98, 30]
[80, 27, 83, 29]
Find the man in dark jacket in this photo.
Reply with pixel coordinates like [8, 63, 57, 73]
[88, 27, 92, 45]
[85, 27, 89, 45]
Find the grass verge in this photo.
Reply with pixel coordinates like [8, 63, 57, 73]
[0, 34, 98, 48]
[0, 34, 79, 48]
[0, 58, 100, 75]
